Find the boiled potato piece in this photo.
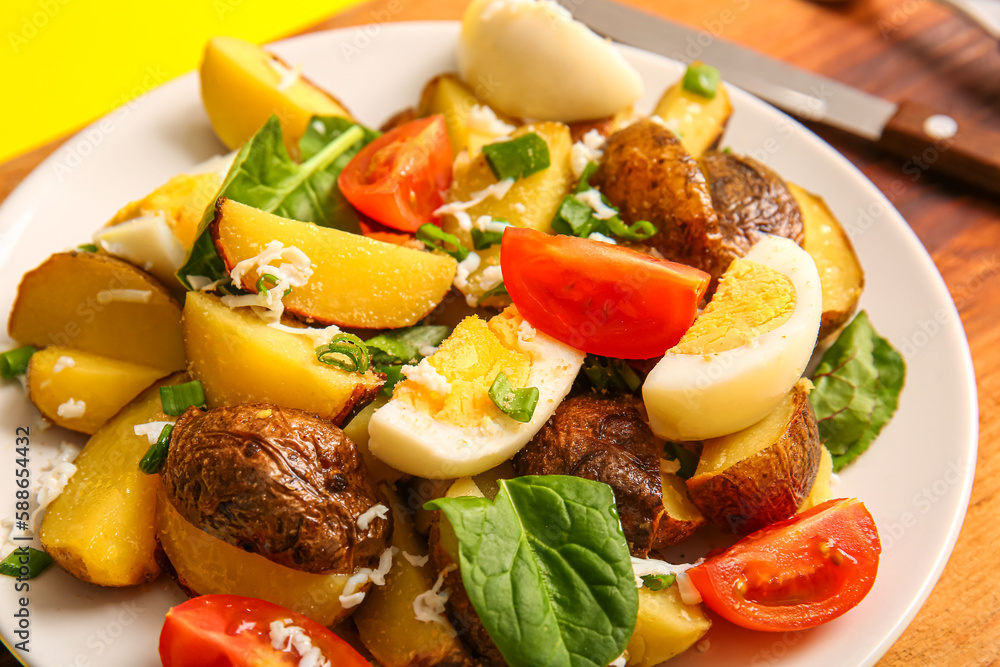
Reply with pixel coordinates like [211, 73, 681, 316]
[789, 182, 864, 343]
[156, 486, 354, 627]
[418, 73, 516, 157]
[626, 586, 711, 666]
[212, 198, 457, 328]
[7, 252, 185, 371]
[27, 346, 168, 434]
[342, 396, 404, 486]
[686, 380, 821, 533]
[653, 67, 732, 159]
[441, 122, 573, 304]
[183, 292, 382, 424]
[654, 467, 706, 549]
[354, 485, 473, 667]
[200, 36, 353, 157]
[567, 106, 635, 143]
[800, 445, 834, 511]
[105, 171, 221, 249]
[39, 373, 187, 586]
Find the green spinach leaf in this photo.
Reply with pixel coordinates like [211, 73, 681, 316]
[365, 325, 451, 396]
[177, 115, 376, 288]
[427, 475, 638, 667]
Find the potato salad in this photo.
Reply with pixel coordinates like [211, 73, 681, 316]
[0, 1, 905, 666]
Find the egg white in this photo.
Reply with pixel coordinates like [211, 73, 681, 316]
[458, 0, 643, 122]
[643, 236, 823, 441]
[367, 329, 584, 479]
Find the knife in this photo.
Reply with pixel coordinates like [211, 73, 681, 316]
[559, 0, 1000, 194]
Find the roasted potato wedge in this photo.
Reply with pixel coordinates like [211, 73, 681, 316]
[163, 403, 391, 574]
[686, 380, 821, 533]
[655, 464, 706, 549]
[156, 485, 355, 627]
[183, 291, 382, 423]
[200, 36, 353, 157]
[27, 346, 168, 434]
[212, 198, 457, 328]
[105, 171, 221, 250]
[418, 73, 516, 156]
[597, 120, 723, 279]
[800, 445, 834, 511]
[8, 252, 185, 371]
[567, 105, 635, 143]
[513, 394, 701, 555]
[341, 396, 404, 486]
[354, 485, 474, 667]
[789, 182, 864, 343]
[441, 122, 573, 306]
[652, 66, 732, 159]
[40, 373, 188, 586]
[626, 586, 711, 666]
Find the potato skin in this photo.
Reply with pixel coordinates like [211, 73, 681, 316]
[162, 403, 391, 574]
[597, 120, 724, 281]
[513, 394, 692, 556]
[686, 385, 821, 534]
[700, 150, 804, 265]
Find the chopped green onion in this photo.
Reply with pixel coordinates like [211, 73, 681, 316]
[682, 62, 721, 99]
[256, 273, 291, 297]
[378, 364, 405, 396]
[317, 333, 371, 374]
[478, 282, 510, 306]
[722, 147, 733, 154]
[0, 345, 36, 379]
[0, 547, 54, 579]
[139, 424, 173, 475]
[552, 161, 656, 242]
[160, 381, 206, 416]
[641, 573, 676, 591]
[664, 442, 699, 480]
[365, 325, 450, 366]
[574, 161, 601, 194]
[604, 216, 658, 241]
[417, 224, 470, 261]
[482, 133, 551, 181]
[488, 371, 539, 423]
[552, 196, 601, 238]
[76, 243, 99, 253]
[582, 355, 642, 393]
[470, 219, 511, 250]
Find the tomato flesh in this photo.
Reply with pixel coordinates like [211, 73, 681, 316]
[159, 594, 369, 667]
[687, 498, 881, 632]
[500, 227, 710, 358]
[338, 115, 452, 232]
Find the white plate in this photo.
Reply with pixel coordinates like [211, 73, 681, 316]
[0, 22, 978, 667]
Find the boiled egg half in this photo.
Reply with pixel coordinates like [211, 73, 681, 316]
[368, 307, 584, 478]
[458, 0, 643, 122]
[643, 235, 822, 441]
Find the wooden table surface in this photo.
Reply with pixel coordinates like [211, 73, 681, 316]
[2, 0, 998, 665]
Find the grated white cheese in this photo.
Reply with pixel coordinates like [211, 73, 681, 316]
[402, 551, 429, 567]
[418, 344, 439, 358]
[267, 322, 342, 349]
[266, 58, 301, 92]
[518, 320, 536, 343]
[187, 275, 231, 292]
[356, 504, 389, 531]
[56, 398, 86, 419]
[631, 555, 703, 589]
[222, 241, 314, 323]
[676, 571, 703, 605]
[576, 189, 618, 220]
[235, 620, 256, 635]
[51, 356, 76, 374]
[435, 179, 515, 231]
[413, 564, 457, 634]
[570, 128, 606, 179]
[588, 232, 617, 245]
[134, 421, 174, 445]
[480, 264, 503, 291]
[468, 104, 516, 137]
[401, 359, 452, 395]
[609, 653, 627, 667]
[269, 619, 331, 667]
[339, 546, 399, 608]
[30, 442, 80, 531]
[513, 202, 527, 214]
[96, 289, 152, 304]
[660, 458, 681, 475]
[452, 251, 482, 293]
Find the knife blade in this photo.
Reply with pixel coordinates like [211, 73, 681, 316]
[559, 0, 1000, 194]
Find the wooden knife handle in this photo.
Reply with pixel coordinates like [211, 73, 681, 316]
[877, 99, 1000, 194]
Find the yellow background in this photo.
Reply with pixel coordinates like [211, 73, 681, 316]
[0, 0, 365, 163]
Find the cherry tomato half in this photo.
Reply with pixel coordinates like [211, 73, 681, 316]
[687, 498, 882, 632]
[338, 115, 452, 232]
[500, 227, 710, 359]
[159, 594, 369, 667]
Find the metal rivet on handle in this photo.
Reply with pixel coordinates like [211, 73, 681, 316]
[923, 114, 958, 140]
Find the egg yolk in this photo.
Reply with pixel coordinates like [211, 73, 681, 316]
[394, 306, 531, 428]
[673, 258, 796, 355]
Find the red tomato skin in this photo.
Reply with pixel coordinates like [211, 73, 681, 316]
[159, 595, 368, 667]
[338, 115, 452, 232]
[500, 227, 710, 359]
[687, 498, 882, 633]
